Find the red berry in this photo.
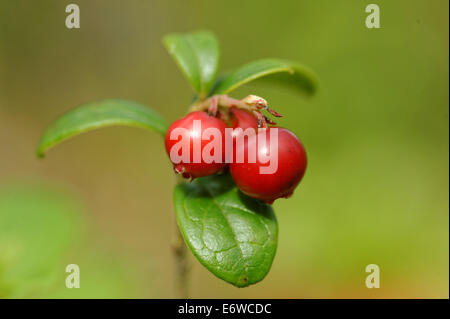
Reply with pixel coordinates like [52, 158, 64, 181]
[230, 127, 307, 204]
[230, 107, 258, 131]
[228, 108, 259, 163]
[165, 111, 227, 179]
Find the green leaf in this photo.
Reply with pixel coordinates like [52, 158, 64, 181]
[173, 174, 278, 287]
[36, 99, 168, 157]
[163, 31, 220, 98]
[211, 58, 318, 96]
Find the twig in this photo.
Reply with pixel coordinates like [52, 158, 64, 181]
[172, 220, 189, 298]
[172, 176, 190, 298]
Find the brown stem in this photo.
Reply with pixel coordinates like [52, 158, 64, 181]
[172, 219, 189, 298]
[189, 94, 282, 129]
[172, 174, 189, 298]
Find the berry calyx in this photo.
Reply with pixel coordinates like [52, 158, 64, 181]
[191, 94, 282, 129]
[230, 127, 307, 204]
[165, 111, 228, 180]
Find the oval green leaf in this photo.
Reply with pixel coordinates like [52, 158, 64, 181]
[163, 31, 220, 98]
[36, 99, 168, 157]
[211, 58, 318, 96]
[173, 174, 278, 287]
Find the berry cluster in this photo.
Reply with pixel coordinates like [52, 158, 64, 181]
[165, 95, 307, 204]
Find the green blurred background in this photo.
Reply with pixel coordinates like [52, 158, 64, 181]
[0, 0, 448, 298]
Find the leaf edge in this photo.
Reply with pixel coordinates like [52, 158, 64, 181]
[36, 99, 168, 158]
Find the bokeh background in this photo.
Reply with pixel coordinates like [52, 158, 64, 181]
[0, 0, 448, 298]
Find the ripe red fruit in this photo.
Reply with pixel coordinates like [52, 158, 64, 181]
[165, 111, 227, 179]
[230, 127, 307, 204]
[230, 107, 258, 131]
[228, 108, 258, 163]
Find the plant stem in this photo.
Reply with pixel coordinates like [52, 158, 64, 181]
[172, 220, 189, 298]
[172, 175, 190, 298]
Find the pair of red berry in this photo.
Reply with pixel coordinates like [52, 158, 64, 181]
[165, 108, 307, 204]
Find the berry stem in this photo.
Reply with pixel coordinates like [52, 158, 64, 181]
[190, 94, 282, 128]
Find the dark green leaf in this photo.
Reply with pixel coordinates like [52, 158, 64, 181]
[211, 58, 318, 96]
[173, 174, 278, 287]
[36, 99, 168, 157]
[163, 31, 220, 98]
